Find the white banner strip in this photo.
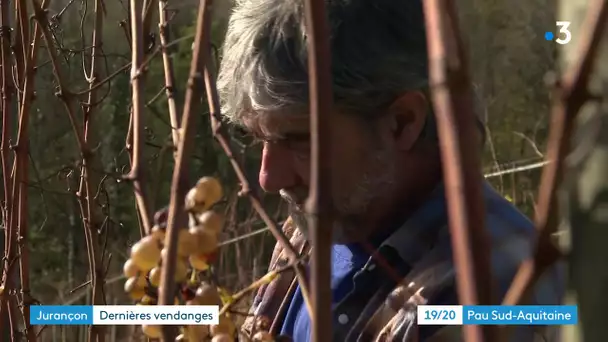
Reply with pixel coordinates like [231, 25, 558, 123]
[92, 305, 219, 325]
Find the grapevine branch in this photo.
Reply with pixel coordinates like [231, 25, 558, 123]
[158, 0, 181, 149]
[1, 0, 47, 338]
[423, 0, 496, 341]
[302, 0, 334, 340]
[0, 0, 16, 332]
[30, 2, 107, 342]
[78, 0, 109, 340]
[126, 0, 153, 236]
[74, 63, 131, 97]
[158, 0, 213, 339]
[142, 0, 158, 49]
[2, 2, 28, 339]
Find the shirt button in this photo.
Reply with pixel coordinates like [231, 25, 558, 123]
[367, 263, 376, 271]
[338, 314, 349, 324]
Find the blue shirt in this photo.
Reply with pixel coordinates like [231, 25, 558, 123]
[279, 244, 369, 341]
[279, 181, 564, 341]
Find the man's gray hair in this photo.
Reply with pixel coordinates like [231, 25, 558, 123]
[218, 0, 429, 117]
[217, 0, 486, 143]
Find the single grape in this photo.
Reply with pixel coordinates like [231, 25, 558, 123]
[195, 210, 224, 234]
[140, 295, 155, 305]
[174, 258, 189, 282]
[196, 176, 222, 194]
[185, 177, 223, 213]
[123, 258, 139, 278]
[185, 187, 204, 213]
[142, 324, 162, 338]
[127, 287, 146, 301]
[124, 276, 145, 301]
[130, 236, 161, 271]
[194, 283, 222, 306]
[136, 274, 147, 287]
[124, 275, 146, 289]
[189, 253, 209, 271]
[177, 229, 198, 257]
[159, 250, 190, 283]
[148, 267, 161, 287]
[189, 228, 218, 254]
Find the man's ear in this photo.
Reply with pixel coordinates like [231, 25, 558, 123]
[388, 91, 428, 150]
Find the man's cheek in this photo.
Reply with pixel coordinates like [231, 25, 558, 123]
[291, 156, 311, 184]
[330, 175, 354, 203]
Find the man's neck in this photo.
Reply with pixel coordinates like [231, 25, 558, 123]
[373, 170, 442, 235]
[341, 171, 443, 256]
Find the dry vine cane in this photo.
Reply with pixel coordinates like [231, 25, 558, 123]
[30, 0, 109, 341]
[4, 0, 141, 338]
[158, 0, 182, 151]
[0, 0, 17, 334]
[155, 0, 215, 339]
[300, 0, 334, 340]
[1, 0, 50, 340]
[127, 0, 154, 237]
[423, 0, 497, 341]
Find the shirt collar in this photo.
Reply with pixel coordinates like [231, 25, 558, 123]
[380, 180, 496, 266]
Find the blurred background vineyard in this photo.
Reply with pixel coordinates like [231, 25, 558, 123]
[0, 0, 557, 340]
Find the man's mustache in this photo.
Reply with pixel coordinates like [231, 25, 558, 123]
[279, 188, 307, 211]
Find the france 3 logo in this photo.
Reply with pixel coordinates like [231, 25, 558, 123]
[545, 21, 572, 45]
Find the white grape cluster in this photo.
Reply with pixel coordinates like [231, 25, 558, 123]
[123, 177, 240, 341]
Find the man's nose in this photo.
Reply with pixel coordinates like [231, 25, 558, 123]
[258, 142, 298, 193]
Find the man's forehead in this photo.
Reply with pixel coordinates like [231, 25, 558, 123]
[243, 111, 310, 139]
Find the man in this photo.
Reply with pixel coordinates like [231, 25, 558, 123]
[216, 0, 564, 341]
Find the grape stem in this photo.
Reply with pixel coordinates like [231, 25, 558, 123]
[219, 257, 308, 316]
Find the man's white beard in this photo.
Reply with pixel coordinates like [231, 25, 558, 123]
[283, 203, 353, 243]
[279, 189, 311, 240]
[279, 147, 396, 244]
